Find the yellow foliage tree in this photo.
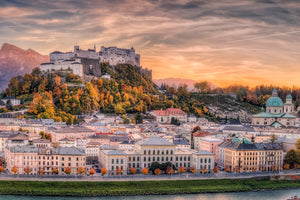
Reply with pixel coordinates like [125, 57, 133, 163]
[24, 166, 32, 175]
[77, 166, 85, 175]
[141, 167, 148, 175]
[130, 167, 136, 175]
[52, 168, 58, 174]
[178, 166, 186, 173]
[11, 166, 18, 175]
[101, 167, 107, 176]
[190, 166, 196, 174]
[213, 166, 219, 173]
[284, 163, 290, 170]
[89, 168, 96, 176]
[65, 166, 71, 175]
[116, 167, 122, 175]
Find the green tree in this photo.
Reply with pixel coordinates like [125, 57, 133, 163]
[270, 134, 278, 143]
[135, 113, 143, 124]
[284, 149, 300, 168]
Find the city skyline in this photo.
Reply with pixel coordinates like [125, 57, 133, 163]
[1, 0, 300, 87]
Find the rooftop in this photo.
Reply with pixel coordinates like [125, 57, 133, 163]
[138, 137, 175, 146]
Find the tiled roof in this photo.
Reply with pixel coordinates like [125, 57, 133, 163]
[194, 150, 214, 156]
[218, 141, 282, 151]
[138, 137, 175, 146]
[32, 139, 51, 143]
[102, 150, 127, 155]
[58, 147, 85, 155]
[10, 145, 38, 153]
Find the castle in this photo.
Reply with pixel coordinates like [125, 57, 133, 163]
[40, 45, 152, 79]
[252, 88, 296, 127]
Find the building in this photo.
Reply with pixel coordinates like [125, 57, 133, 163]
[32, 139, 51, 148]
[252, 89, 296, 127]
[218, 141, 283, 172]
[151, 108, 187, 123]
[98, 137, 215, 175]
[0, 97, 21, 106]
[5, 146, 86, 175]
[198, 137, 223, 164]
[49, 126, 95, 142]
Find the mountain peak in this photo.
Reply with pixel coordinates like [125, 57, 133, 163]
[0, 43, 22, 52]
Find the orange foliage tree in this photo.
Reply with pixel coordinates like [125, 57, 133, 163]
[89, 168, 96, 176]
[201, 166, 207, 174]
[224, 167, 230, 172]
[24, 166, 32, 175]
[154, 168, 161, 175]
[178, 166, 186, 173]
[0, 166, 4, 175]
[166, 166, 173, 175]
[116, 167, 122, 175]
[284, 163, 290, 170]
[39, 169, 44, 175]
[77, 166, 85, 176]
[190, 166, 196, 174]
[213, 166, 219, 173]
[11, 166, 18, 175]
[52, 168, 58, 174]
[65, 166, 71, 175]
[130, 167, 136, 175]
[141, 167, 148, 175]
[101, 167, 107, 176]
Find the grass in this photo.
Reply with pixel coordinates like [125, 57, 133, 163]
[0, 178, 299, 196]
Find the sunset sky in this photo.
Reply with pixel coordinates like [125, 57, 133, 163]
[1, 0, 300, 87]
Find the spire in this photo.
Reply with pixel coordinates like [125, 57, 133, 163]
[272, 88, 278, 97]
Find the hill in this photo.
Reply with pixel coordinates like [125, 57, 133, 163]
[0, 43, 48, 91]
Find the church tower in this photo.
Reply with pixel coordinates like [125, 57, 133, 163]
[284, 91, 294, 113]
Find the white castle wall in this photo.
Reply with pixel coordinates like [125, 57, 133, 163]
[40, 59, 83, 77]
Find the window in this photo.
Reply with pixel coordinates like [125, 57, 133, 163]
[68, 157, 71, 161]
[144, 157, 146, 162]
[133, 157, 135, 162]
[116, 159, 119, 164]
[121, 159, 123, 164]
[157, 150, 160, 155]
[166, 150, 169, 155]
[162, 151, 164, 155]
[153, 150, 155, 155]
[112, 159, 114, 164]
[171, 150, 173, 155]
[129, 157, 131, 162]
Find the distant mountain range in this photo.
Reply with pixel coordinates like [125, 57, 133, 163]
[0, 43, 48, 91]
[153, 78, 197, 90]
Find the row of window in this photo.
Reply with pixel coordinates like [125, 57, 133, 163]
[143, 150, 174, 155]
[143, 156, 173, 162]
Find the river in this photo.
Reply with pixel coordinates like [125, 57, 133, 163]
[0, 189, 299, 200]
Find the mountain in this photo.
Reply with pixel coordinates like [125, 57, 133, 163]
[0, 43, 48, 91]
[153, 78, 197, 90]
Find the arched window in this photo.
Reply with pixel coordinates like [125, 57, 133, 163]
[157, 150, 160, 155]
[148, 150, 151, 155]
[166, 150, 169, 155]
[153, 150, 155, 155]
[171, 150, 173, 154]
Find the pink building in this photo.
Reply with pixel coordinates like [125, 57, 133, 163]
[50, 126, 95, 142]
[198, 137, 223, 164]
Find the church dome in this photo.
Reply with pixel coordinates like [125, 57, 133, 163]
[286, 93, 292, 99]
[266, 96, 283, 107]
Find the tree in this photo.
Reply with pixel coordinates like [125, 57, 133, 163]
[89, 168, 96, 176]
[135, 113, 143, 124]
[270, 134, 278, 143]
[11, 166, 18, 175]
[166, 166, 173, 175]
[114, 104, 125, 114]
[213, 166, 219, 173]
[284, 163, 290, 170]
[142, 167, 148, 175]
[116, 167, 122, 175]
[24, 166, 32, 175]
[101, 167, 107, 176]
[64, 166, 71, 175]
[201, 166, 207, 174]
[284, 149, 300, 168]
[0, 166, 4, 175]
[295, 139, 300, 150]
[154, 168, 161, 175]
[178, 166, 186, 173]
[190, 166, 196, 174]
[39, 169, 44, 175]
[129, 167, 136, 175]
[77, 166, 85, 176]
[52, 168, 58, 174]
[149, 162, 160, 174]
[224, 167, 230, 172]
[194, 81, 209, 93]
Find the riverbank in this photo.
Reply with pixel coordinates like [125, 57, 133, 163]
[0, 178, 300, 196]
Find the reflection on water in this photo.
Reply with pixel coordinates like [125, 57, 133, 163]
[0, 189, 299, 200]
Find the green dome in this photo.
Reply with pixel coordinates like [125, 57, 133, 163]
[286, 93, 292, 99]
[266, 96, 283, 107]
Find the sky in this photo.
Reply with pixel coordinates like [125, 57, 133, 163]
[1, 0, 300, 87]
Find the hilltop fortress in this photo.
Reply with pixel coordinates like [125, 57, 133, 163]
[40, 45, 152, 79]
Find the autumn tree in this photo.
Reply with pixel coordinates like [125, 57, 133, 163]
[178, 166, 186, 173]
[64, 166, 71, 175]
[89, 168, 96, 176]
[77, 166, 85, 176]
[166, 166, 173, 175]
[284, 163, 290, 170]
[52, 168, 58, 174]
[11, 166, 18, 175]
[295, 139, 300, 150]
[154, 168, 161, 175]
[116, 167, 122, 175]
[213, 166, 219, 173]
[190, 166, 196, 174]
[224, 167, 230, 172]
[270, 134, 278, 143]
[101, 167, 107, 176]
[39, 169, 44, 175]
[284, 149, 300, 168]
[141, 167, 148, 175]
[0, 166, 4, 175]
[201, 166, 207, 174]
[130, 167, 136, 175]
[24, 166, 32, 175]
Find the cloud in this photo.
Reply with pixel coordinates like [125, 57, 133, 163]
[1, 0, 300, 87]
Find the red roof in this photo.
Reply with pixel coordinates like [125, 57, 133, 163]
[193, 131, 211, 137]
[152, 108, 186, 116]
